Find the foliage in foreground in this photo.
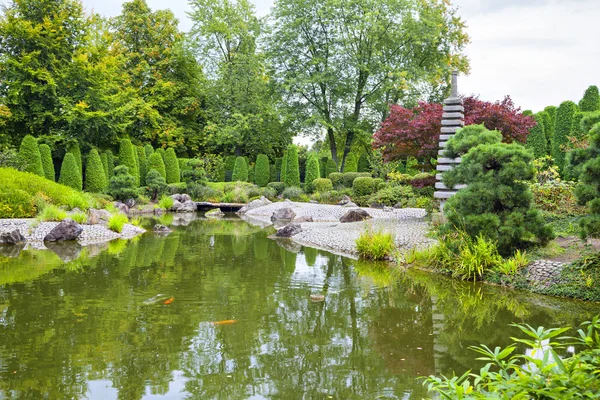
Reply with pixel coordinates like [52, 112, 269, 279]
[424, 316, 600, 399]
[356, 228, 395, 260]
[108, 213, 129, 233]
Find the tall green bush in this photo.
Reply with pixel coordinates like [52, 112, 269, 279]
[325, 158, 337, 176]
[38, 144, 55, 181]
[101, 152, 108, 180]
[344, 153, 358, 172]
[538, 111, 552, 154]
[144, 144, 154, 158]
[136, 146, 147, 186]
[304, 152, 320, 192]
[231, 156, 248, 182]
[442, 124, 554, 255]
[358, 153, 370, 173]
[147, 152, 166, 179]
[19, 135, 45, 177]
[284, 145, 300, 187]
[108, 165, 138, 201]
[59, 152, 82, 191]
[525, 113, 547, 158]
[157, 148, 166, 165]
[280, 150, 288, 183]
[579, 85, 600, 112]
[67, 141, 82, 177]
[85, 149, 107, 193]
[544, 105, 557, 149]
[224, 155, 236, 182]
[552, 101, 579, 174]
[105, 150, 115, 179]
[118, 139, 139, 186]
[255, 154, 270, 187]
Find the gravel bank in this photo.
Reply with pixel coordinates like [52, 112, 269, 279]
[242, 201, 435, 258]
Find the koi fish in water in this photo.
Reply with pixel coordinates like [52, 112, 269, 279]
[212, 319, 237, 326]
[163, 297, 174, 305]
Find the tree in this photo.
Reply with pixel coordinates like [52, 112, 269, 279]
[147, 153, 166, 179]
[538, 111, 552, 152]
[18, 135, 45, 177]
[579, 85, 600, 112]
[442, 124, 553, 255]
[284, 145, 300, 187]
[164, 148, 180, 184]
[85, 149, 107, 193]
[268, 0, 469, 170]
[67, 142, 83, 178]
[525, 114, 547, 158]
[59, 153, 82, 191]
[344, 153, 358, 172]
[108, 165, 138, 201]
[544, 105, 557, 149]
[39, 144, 55, 181]
[118, 139, 139, 186]
[136, 146, 147, 186]
[231, 157, 248, 182]
[304, 153, 320, 192]
[254, 154, 270, 187]
[145, 169, 167, 200]
[552, 101, 579, 174]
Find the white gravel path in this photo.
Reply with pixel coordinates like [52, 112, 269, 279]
[242, 201, 435, 258]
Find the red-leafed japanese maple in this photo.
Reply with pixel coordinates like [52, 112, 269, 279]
[373, 96, 535, 163]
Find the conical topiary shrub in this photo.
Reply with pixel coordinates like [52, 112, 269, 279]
[325, 158, 338, 176]
[19, 135, 45, 177]
[164, 148, 180, 184]
[101, 152, 109, 180]
[284, 145, 300, 187]
[344, 153, 358, 172]
[579, 85, 600, 112]
[85, 148, 107, 193]
[136, 146, 147, 186]
[67, 141, 82, 178]
[280, 150, 288, 183]
[59, 152, 82, 191]
[118, 139, 139, 186]
[232, 156, 248, 182]
[147, 152, 166, 180]
[105, 149, 115, 179]
[254, 154, 270, 187]
[525, 113, 547, 158]
[304, 152, 320, 192]
[144, 144, 154, 158]
[39, 144, 55, 181]
[552, 101, 579, 174]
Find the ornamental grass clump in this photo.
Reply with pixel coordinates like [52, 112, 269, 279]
[356, 228, 395, 260]
[108, 213, 129, 233]
[36, 204, 67, 222]
[157, 195, 174, 210]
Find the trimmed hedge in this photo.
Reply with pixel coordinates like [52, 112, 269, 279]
[118, 139, 139, 186]
[358, 153, 370, 173]
[147, 152, 166, 179]
[579, 85, 600, 112]
[353, 177, 375, 197]
[164, 148, 180, 184]
[344, 153, 358, 172]
[280, 150, 288, 183]
[136, 146, 147, 186]
[329, 172, 343, 187]
[342, 172, 370, 187]
[105, 150, 115, 179]
[19, 135, 45, 177]
[304, 153, 320, 192]
[39, 144, 55, 181]
[544, 105, 557, 149]
[144, 144, 154, 158]
[313, 178, 333, 192]
[224, 156, 236, 182]
[59, 152, 82, 191]
[284, 145, 300, 187]
[525, 113, 547, 158]
[85, 149, 107, 193]
[232, 156, 249, 182]
[325, 158, 338, 176]
[67, 141, 82, 177]
[552, 101, 579, 174]
[255, 154, 270, 187]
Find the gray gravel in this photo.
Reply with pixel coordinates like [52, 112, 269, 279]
[526, 260, 567, 288]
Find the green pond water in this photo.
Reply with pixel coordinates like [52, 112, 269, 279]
[1, 214, 599, 399]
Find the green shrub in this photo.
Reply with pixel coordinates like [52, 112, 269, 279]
[39, 144, 55, 181]
[373, 178, 384, 190]
[304, 152, 320, 192]
[267, 182, 285, 195]
[353, 177, 375, 197]
[157, 195, 174, 210]
[136, 146, 147, 186]
[280, 150, 288, 183]
[224, 155, 236, 182]
[108, 213, 129, 233]
[156, 147, 166, 161]
[313, 178, 333, 193]
[231, 156, 248, 182]
[367, 185, 414, 207]
[579, 85, 600, 112]
[248, 164, 255, 184]
[19, 135, 45, 177]
[100, 152, 108, 181]
[581, 110, 600, 134]
[405, 156, 420, 175]
[0, 188, 35, 218]
[344, 153, 358, 172]
[145, 169, 167, 200]
[221, 184, 249, 203]
[164, 148, 180, 184]
[538, 111, 552, 151]
[147, 152, 166, 180]
[254, 154, 270, 187]
[356, 228, 395, 260]
[358, 153, 370, 173]
[443, 124, 554, 255]
[67, 141, 82, 177]
[105, 150, 115, 179]
[144, 144, 154, 158]
[544, 105, 557, 148]
[36, 204, 67, 222]
[284, 144, 300, 187]
[85, 149, 107, 193]
[525, 113, 547, 158]
[108, 165, 138, 202]
[118, 139, 139, 186]
[167, 182, 188, 194]
[70, 210, 88, 224]
[282, 186, 304, 201]
[271, 158, 281, 182]
[193, 185, 220, 201]
[59, 153, 82, 191]
[329, 172, 343, 187]
[325, 158, 338, 176]
[342, 172, 360, 187]
[552, 101, 579, 174]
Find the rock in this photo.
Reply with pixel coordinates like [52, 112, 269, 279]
[271, 207, 296, 222]
[88, 208, 112, 225]
[383, 206, 393, 212]
[342, 201, 358, 208]
[205, 208, 225, 218]
[276, 223, 302, 238]
[43, 219, 83, 242]
[237, 196, 272, 214]
[310, 294, 325, 302]
[294, 216, 314, 223]
[114, 202, 129, 215]
[393, 202, 405, 209]
[171, 200, 196, 213]
[340, 209, 371, 223]
[338, 195, 352, 206]
[370, 203, 385, 209]
[153, 224, 172, 233]
[45, 241, 82, 262]
[125, 198, 136, 208]
[309, 200, 319, 204]
[0, 229, 25, 245]
[273, 238, 302, 253]
[171, 193, 192, 203]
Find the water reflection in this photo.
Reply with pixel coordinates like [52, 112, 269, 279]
[0, 214, 598, 399]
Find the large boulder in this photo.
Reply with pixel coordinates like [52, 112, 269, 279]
[44, 219, 83, 242]
[88, 208, 112, 225]
[271, 207, 296, 222]
[237, 196, 272, 214]
[338, 195, 352, 206]
[171, 200, 197, 213]
[171, 193, 192, 203]
[114, 202, 129, 215]
[125, 198, 136, 208]
[275, 223, 302, 238]
[342, 201, 358, 208]
[205, 208, 225, 218]
[340, 209, 371, 223]
[0, 229, 25, 245]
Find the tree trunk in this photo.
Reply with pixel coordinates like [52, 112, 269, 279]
[327, 126, 338, 170]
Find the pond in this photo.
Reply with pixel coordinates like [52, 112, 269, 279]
[0, 214, 599, 399]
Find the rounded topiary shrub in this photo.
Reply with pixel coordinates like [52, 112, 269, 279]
[232, 156, 248, 182]
[313, 178, 333, 193]
[118, 139, 139, 186]
[353, 177, 375, 197]
[255, 154, 270, 187]
[85, 148, 107, 193]
[59, 152, 82, 191]
[304, 153, 320, 192]
[164, 148, 180, 184]
[342, 172, 361, 188]
[284, 145, 300, 187]
[267, 182, 285, 195]
[136, 146, 147, 186]
[147, 152, 166, 179]
[344, 153, 358, 172]
[329, 172, 343, 187]
[19, 135, 45, 177]
[39, 144, 55, 181]
[373, 178, 385, 191]
[108, 165, 138, 201]
[579, 85, 600, 112]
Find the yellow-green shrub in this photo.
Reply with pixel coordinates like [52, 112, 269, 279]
[36, 204, 67, 222]
[108, 213, 129, 233]
[356, 228, 395, 260]
[313, 178, 333, 193]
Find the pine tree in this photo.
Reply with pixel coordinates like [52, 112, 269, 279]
[232, 156, 248, 182]
[59, 153, 82, 191]
[255, 154, 270, 187]
[136, 146, 147, 186]
[147, 152, 166, 179]
[18, 135, 45, 177]
[118, 139, 139, 186]
[525, 113, 547, 158]
[85, 149, 107, 193]
[105, 149, 115, 179]
[144, 144, 154, 158]
[39, 144, 55, 181]
[344, 153, 358, 172]
[108, 165, 138, 201]
[304, 152, 320, 192]
[164, 147, 180, 184]
[284, 144, 300, 187]
[552, 101, 579, 174]
[579, 85, 600, 112]
[67, 142, 83, 178]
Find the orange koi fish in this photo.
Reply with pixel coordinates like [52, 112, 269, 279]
[212, 319, 237, 326]
[163, 297, 174, 305]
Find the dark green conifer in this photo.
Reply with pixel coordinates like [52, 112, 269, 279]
[39, 144, 55, 181]
[59, 152, 82, 191]
[18, 135, 45, 177]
